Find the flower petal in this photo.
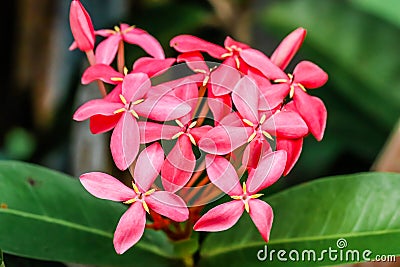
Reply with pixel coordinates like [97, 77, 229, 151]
[82, 64, 123, 84]
[232, 76, 261, 124]
[80, 172, 136, 201]
[110, 112, 140, 170]
[207, 90, 232, 125]
[210, 63, 241, 96]
[170, 35, 226, 59]
[146, 191, 189, 222]
[135, 95, 191, 122]
[293, 88, 327, 141]
[205, 155, 242, 196]
[138, 121, 180, 143]
[69, 0, 95, 51]
[89, 114, 121, 134]
[122, 73, 151, 102]
[189, 126, 213, 144]
[161, 135, 196, 192]
[73, 99, 123, 121]
[246, 150, 287, 194]
[276, 137, 303, 176]
[113, 202, 146, 254]
[270, 27, 306, 70]
[124, 27, 165, 59]
[177, 51, 209, 73]
[134, 142, 164, 192]
[194, 201, 244, 232]
[198, 125, 252, 155]
[248, 199, 273, 242]
[240, 48, 287, 80]
[132, 57, 176, 78]
[95, 34, 121, 65]
[242, 139, 266, 169]
[262, 110, 308, 139]
[224, 36, 250, 50]
[293, 61, 328, 89]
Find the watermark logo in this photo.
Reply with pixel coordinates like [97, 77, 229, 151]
[257, 238, 396, 263]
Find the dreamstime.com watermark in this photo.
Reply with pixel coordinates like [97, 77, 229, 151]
[257, 238, 397, 263]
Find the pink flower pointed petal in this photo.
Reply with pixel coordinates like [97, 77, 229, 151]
[146, 191, 189, 222]
[110, 112, 140, 170]
[246, 150, 287, 194]
[170, 35, 226, 59]
[277, 137, 303, 176]
[161, 135, 196, 192]
[135, 95, 191, 122]
[122, 73, 151, 102]
[207, 91, 232, 125]
[132, 57, 176, 78]
[293, 61, 328, 89]
[232, 76, 260, 124]
[124, 28, 165, 59]
[248, 199, 273, 242]
[113, 202, 146, 254]
[205, 155, 242, 196]
[189, 126, 213, 144]
[134, 143, 165, 192]
[90, 114, 121, 134]
[194, 201, 244, 232]
[80, 172, 136, 201]
[95, 34, 121, 65]
[271, 27, 306, 70]
[293, 88, 327, 141]
[224, 36, 250, 49]
[260, 83, 290, 110]
[138, 122, 180, 143]
[210, 64, 241, 96]
[177, 52, 209, 73]
[262, 110, 308, 139]
[69, 0, 95, 51]
[242, 139, 266, 169]
[73, 100, 123, 121]
[198, 126, 252, 155]
[240, 48, 287, 80]
[81, 64, 123, 84]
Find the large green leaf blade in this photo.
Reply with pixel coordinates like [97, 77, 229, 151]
[0, 161, 197, 266]
[199, 172, 400, 266]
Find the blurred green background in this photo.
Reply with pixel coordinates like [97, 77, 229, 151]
[1, 0, 399, 266]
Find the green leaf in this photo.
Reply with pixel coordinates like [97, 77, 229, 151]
[199, 172, 400, 266]
[0, 250, 4, 267]
[350, 0, 400, 28]
[0, 161, 197, 267]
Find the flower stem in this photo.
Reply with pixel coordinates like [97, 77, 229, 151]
[117, 40, 125, 73]
[85, 50, 107, 97]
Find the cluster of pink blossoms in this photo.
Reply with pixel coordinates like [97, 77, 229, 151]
[69, 0, 328, 254]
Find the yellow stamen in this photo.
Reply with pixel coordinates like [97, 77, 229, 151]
[133, 99, 144, 105]
[244, 201, 250, 213]
[188, 120, 197, 129]
[119, 94, 127, 105]
[225, 46, 233, 52]
[274, 79, 288, 83]
[235, 57, 240, 69]
[114, 25, 121, 32]
[242, 119, 254, 127]
[175, 119, 185, 128]
[202, 75, 210, 87]
[220, 52, 233, 59]
[172, 132, 184, 139]
[188, 133, 197, 146]
[194, 69, 207, 74]
[122, 25, 135, 34]
[130, 110, 139, 119]
[132, 182, 140, 194]
[250, 193, 264, 199]
[248, 131, 257, 142]
[242, 182, 247, 194]
[123, 198, 136, 205]
[287, 73, 294, 81]
[144, 189, 156, 196]
[297, 83, 307, 92]
[262, 131, 274, 140]
[142, 201, 150, 214]
[110, 77, 124, 82]
[289, 85, 295, 98]
[230, 195, 242, 200]
[123, 66, 129, 76]
[259, 114, 267, 125]
[114, 108, 126, 114]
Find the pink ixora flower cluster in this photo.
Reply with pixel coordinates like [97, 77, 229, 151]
[69, 0, 328, 255]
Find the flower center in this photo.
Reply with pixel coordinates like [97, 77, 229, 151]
[113, 94, 144, 119]
[230, 182, 264, 213]
[123, 182, 155, 214]
[172, 120, 198, 145]
[242, 114, 274, 143]
[274, 73, 306, 98]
